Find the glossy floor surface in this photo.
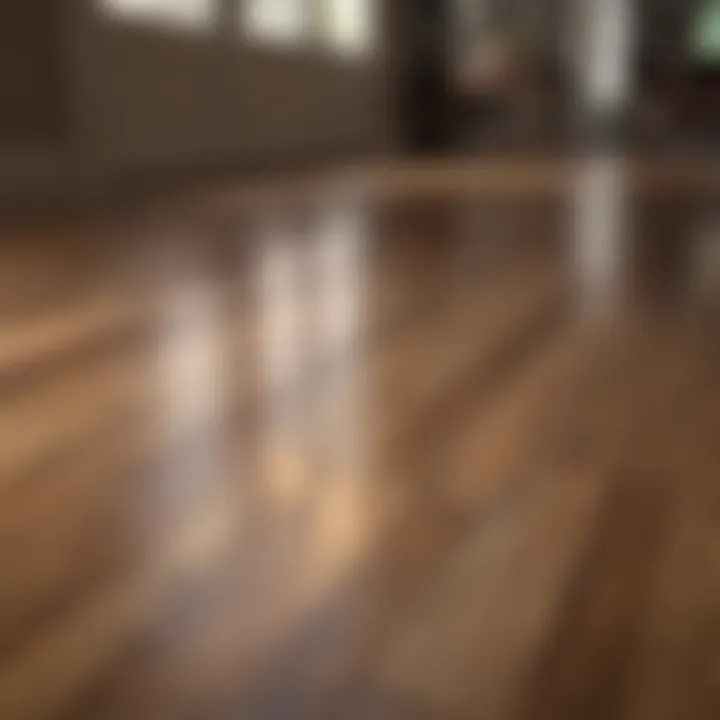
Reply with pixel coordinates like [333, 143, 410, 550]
[1, 160, 720, 719]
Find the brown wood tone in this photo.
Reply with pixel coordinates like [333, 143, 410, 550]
[1, 161, 720, 719]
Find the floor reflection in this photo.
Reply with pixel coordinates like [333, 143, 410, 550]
[572, 158, 629, 320]
[159, 279, 224, 435]
[690, 213, 720, 305]
[631, 196, 720, 316]
[257, 220, 311, 505]
[255, 206, 368, 542]
[147, 275, 236, 578]
[310, 205, 367, 468]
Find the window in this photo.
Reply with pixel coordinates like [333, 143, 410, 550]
[320, 0, 376, 56]
[691, 0, 720, 62]
[241, 0, 377, 57]
[243, 0, 308, 44]
[100, 0, 215, 29]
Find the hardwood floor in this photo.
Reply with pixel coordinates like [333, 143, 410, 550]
[1, 160, 719, 719]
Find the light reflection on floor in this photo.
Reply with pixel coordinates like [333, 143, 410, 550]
[572, 157, 629, 320]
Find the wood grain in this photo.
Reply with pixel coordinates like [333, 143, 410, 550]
[0, 162, 719, 719]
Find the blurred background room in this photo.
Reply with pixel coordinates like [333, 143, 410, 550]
[1, 2, 720, 719]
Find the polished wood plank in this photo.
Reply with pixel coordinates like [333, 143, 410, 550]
[0, 161, 719, 719]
